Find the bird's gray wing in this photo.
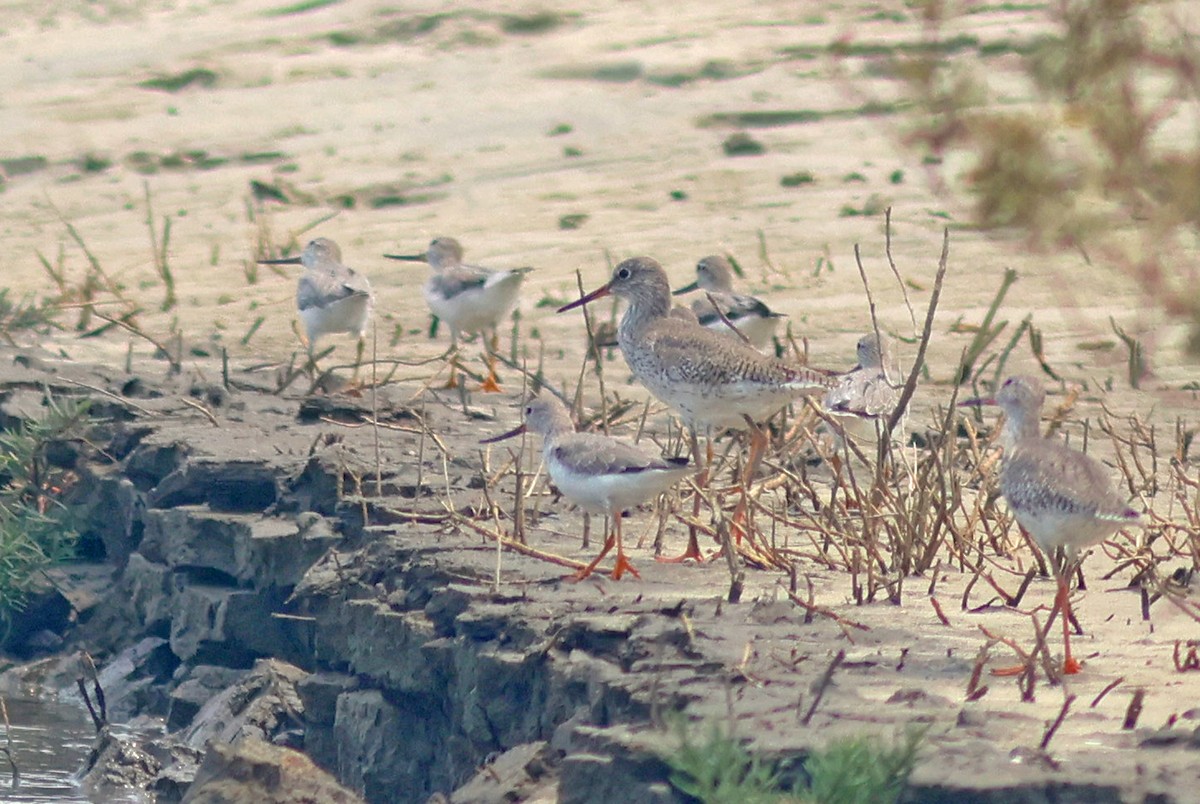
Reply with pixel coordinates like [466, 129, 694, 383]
[430, 269, 488, 300]
[342, 270, 373, 297]
[551, 433, 688, 477]
[635, 319, 820, 388]
[297, 269, 371, 311]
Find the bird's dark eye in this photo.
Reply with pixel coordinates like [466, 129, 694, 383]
[617, 267, 631, 279]
[524, 406, 533, 416]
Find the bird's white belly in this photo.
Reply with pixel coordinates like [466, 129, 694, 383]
[824, 412, 883, 444]
[426, 277, 522, 336]
[548, 458, 687, 516]
[1014, 507, 1121, 556]
[301, 294, 373, 345]
[639, 374, 798, 431]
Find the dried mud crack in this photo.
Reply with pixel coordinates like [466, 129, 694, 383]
[0, 343, 1195, 804]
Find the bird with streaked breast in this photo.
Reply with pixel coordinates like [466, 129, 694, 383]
[559, 256, 833, 562]
[823, 331, 901, 443]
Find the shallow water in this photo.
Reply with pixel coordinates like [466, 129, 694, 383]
[0, 698, 95, 803]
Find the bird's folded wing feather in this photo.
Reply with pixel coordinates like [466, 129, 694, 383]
[551, 434, 686, 477]
[826, 371, 898, 417]
[1003, 446, 1130, 520]
[724, 292, 781, 321]
[297, 270, 370, 311]
[430, 269, 488, 300]
[639, 322, 826, 388]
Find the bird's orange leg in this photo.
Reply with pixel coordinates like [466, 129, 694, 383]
[571, 534, 615, 581]
[729, 420, 766, 545]
[1059, 575, 1083, 674]
[478, 332, 503, 393]
[609, 514, 640, 581]
[991, 570, 1083, 677]
[658, 433, 707, 563]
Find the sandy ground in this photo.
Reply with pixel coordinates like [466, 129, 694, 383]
[2, 0, 1200, 797]
[2, 0, 1195, 383]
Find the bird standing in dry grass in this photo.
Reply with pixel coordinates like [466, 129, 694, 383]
[560, 256, 832, 562]
[385, 236, 530, 392]
[964, 375, 1142, 674]
[483, 395, 693, 580]
[259, 237, 374, 383]
[823, 332, 900, 444]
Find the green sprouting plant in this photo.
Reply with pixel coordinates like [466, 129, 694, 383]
[144, 182, 176, 312]
[0, 392, 91, 634]
[665, 717, 795, 804]
[804, 728, 924, 804]
[663, 715, 924, 804]
[0, 289, 62, 344]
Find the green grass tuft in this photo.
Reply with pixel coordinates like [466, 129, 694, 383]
[138, 68, 218, 93]
[558, 213, 589, 230]
[501, 11, 562, 34]
[805, 730, 924, 804]
[664, 716, 923, 804]
[78, 153, 111, 173]
[0, 156, 48, 176]
[0, 395, 91, 633]
[665, 718, 792, 804]
[781, 171, 816, 187]
[264, 0, 341, 16]
[723, 132, 766, 156]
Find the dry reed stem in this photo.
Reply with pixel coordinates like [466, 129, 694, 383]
[800, 649, 846, 726]
[1039, 693, 1076, 751]
[449, 512, 590, 572]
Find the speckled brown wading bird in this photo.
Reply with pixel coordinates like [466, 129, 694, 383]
[963, 375, 1142, 675]
[559, 256, 833, 562]
[384, 236, 530, 392]
[672, 254, 785, 350]
[259, 237, 374, 381]
[482, 395, 694, 580]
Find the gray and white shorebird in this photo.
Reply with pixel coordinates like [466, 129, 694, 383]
[482, 395, 694, 581]
[672, 255, 786, 350]
[823, 332, 900, 443]
[560, 256, 834, 562]
[963, 375, 1142, 675]
[384, 236, 530, 392]
[259, 237, 374, 380]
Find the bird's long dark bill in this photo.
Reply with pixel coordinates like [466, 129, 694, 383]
[382, 253, 427, 262]
[671, 281, 700, 296]
[557, 283, 612, 313]
[257, 256, 303, 265]
[957, 397, 996, 408]
[480, 423, 527, 444]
